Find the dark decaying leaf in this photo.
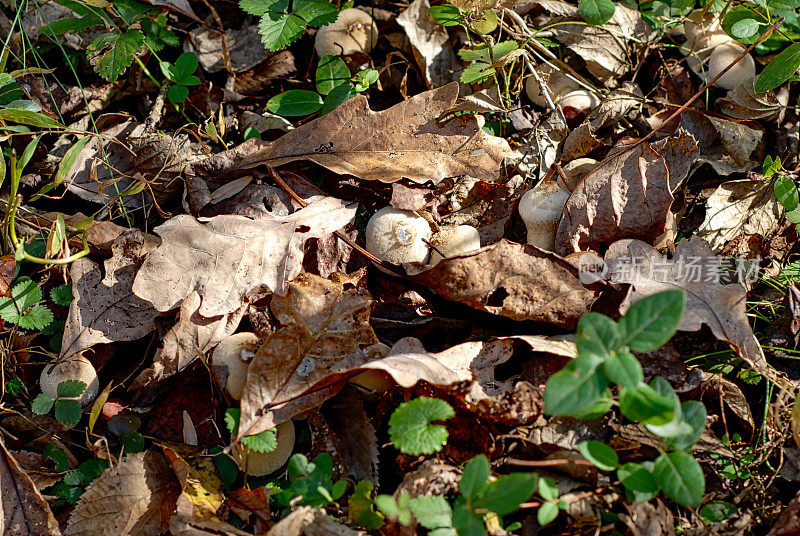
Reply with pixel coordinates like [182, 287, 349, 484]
[322, 393, 380, 484]
[414, 239, 594, 329]
[0, 436, 62, 536]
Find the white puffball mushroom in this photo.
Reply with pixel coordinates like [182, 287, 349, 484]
[683, 9, 722, 51]
[708, 42, 755, 90]
[557, 90, 600, 112]
[365, 207, 432, 264]
[232, 420, 295, 476]
[211, 332, 260, 401]
[314, 8, 378, 57]
[518, 182, 571, 251]
[525, 65, 597, 112]
[685, 31, 733, 74]
[429, 225, 480, 265]
[40, 356, 99, 406]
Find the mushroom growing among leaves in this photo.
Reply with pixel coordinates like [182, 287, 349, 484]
[233, 420, 296, 476]
[518, 182, 571, 251]
[708, 42, 756, 90]
[39, 356, 99, 406]
[525, 65, 599, 113]
[211, 332, 260, 401]
[365, 207, 432, 264]
[314, 8, 378, 57]
[429, 225, 481, 265]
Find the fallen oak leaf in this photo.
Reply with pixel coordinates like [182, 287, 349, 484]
[132, 196, 357, 317]
[413, 239, 594, 329]
[218, 82, 511, 184]
[60, 229, 158, 360]
[239, 272, 382, 438]
[0, 436, 62, 536]
[556, 138, 673, 256]
[64, 451, 180, 536]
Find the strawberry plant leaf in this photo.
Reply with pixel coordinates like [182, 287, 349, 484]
[57, 380, 88, 399]
[55, 398, 82, 425]
[388, 397, 454, 455]
[87, 29, 145, 82]
[50, 284, 73, 306]
[17, 305, 54, 331]
[32, 394, 54, 415]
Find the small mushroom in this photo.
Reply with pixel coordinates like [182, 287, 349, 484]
[526, 65, 598, 113]
[365, 207, 432, 264]
[429, 225, 480, 265]
[40, 356, 99, 406]
[211, 332, 260, 401]
[232, 420, 295, 476]
[685, 31, 732, 74]
[518, 181, 570, 251]
[707, 42, 755, 90]
[683, 9, 722, 51]
[561, 157, 597, 190]
[314, 8, 378, 57]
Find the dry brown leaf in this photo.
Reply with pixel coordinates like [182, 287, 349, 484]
[322, 394, 379, 484]
[61, 229, 158, 360]
[265, 507, 360, 536]
[622, 500, 675, 536]
[0, 437, 62, 536]
[680, 109, 765, 175]
[239, 272, 382, 438]
[186, 25, 266, 74]
[650, 128, 700, 191]
[131, 290, 246, 390]
[719, 76, 786, 121]
[132, 196, 356, 317]
[64, 451, 179, 536]
[397, 0, 461, 88]
[414, 239, 594, 329]
[562, 83, 641, 161]
[555, 138, 673, 256]
[230, 83, 511, 184]
[696, 176, 783, 252]
[605, 238, 787, 387]
[162, 447, 226, 532]
[550, 4, 655, 84]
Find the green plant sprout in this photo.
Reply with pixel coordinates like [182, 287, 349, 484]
[388, 396, 455, 455]
[267, 55, 379, 117]
[224, 408, 278, 453]
[270, 452, 347, 508]
[32, 380, 87, 426]
[544, 290, 708, 508]
[240, 0, 339, 52]
[0, 276, 54, 331]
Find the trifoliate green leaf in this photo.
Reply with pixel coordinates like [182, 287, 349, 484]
[388, 397, 454, 455]
[32, 394, 54, 415]
[409, 495, 454, 532]
[57, 380, 87, 399]
[87, 29, 145, 82]
[55, 399, 82, 425]
[259, 12, 306, 51]
[293, 0, 338, 26]
[50, 284, 73, 306]
[6, 277, 43, 312]
[17, 305, 54, 331]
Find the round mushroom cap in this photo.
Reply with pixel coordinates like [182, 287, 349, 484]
[518, 182, 570, 251]
[685, 31, 731, 74]
[708, 42, 755, 90]
[365, 207, 432, 264]
[525, 65, 581, 108]
[314, 8, 378, 57]
[557, 90, 600, 113]
[429, 225, 481, 265]
[40, 356, 99, 406]
[211, 332, 261, 401]
[233, 420, 296, 476]
[683, 9, 722, 51]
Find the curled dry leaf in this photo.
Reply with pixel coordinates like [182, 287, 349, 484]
[719, 77, 786, 121]
[555, 138, 673, 256]
[130, 290, 246, 390]
[0, 437, 62, 536]
[239, 272, 382, 438]
[397, 0, 461, 87]
[64, 451, 180, 536]
[680, 109, 765, 175]
[61, 229, 158, 360]
[605, 238, 787, 387]
[650, 128, 700, 192]
[229, 83, 511, 184]
[562, 84, 642, 161]
[414, 239, 594, 329]
[696, 176, 783, 252]
[132, 196, 357, 317]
